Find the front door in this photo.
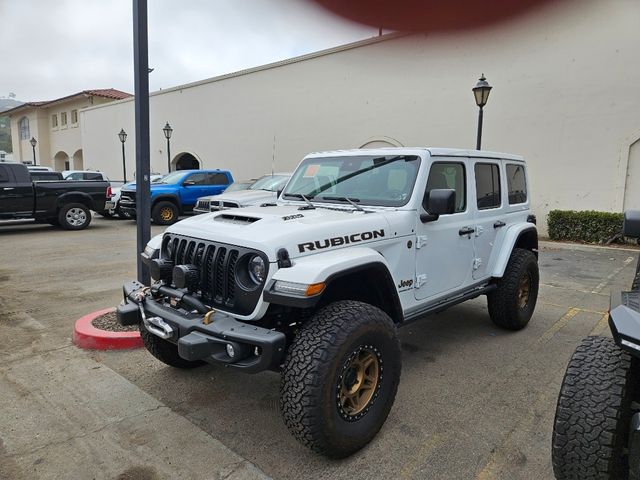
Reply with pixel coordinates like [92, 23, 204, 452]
[415, 159, 475, 301]
[0, 165, 33, 215]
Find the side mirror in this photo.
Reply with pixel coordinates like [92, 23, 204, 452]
[624, 210, 640, 239]
[420, 189, 456, 223]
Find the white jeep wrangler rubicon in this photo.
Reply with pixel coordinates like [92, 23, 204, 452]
[118, 147, 539, 457]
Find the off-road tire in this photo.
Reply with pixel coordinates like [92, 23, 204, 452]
[58, 203, 92, 230]
[139, 325, 204, 369]
[487, 247, 538, 330]
[280, 300, 401, 458]
[552, 336, 638, 480]
[152, 201, 179, 225]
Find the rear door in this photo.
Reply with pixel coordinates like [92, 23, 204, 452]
[471, 160, 504, 280]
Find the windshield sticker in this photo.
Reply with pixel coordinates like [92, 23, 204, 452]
[298, 229, 385, 253]
[303, 165, 320, 177]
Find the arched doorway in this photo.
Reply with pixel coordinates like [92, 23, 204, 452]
[54, 151, 69, 171]
[172, 152, 200, 170]
[359, 136, 404, 149]
[73, 149, 83, 170]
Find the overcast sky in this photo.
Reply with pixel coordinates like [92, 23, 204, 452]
[0, 0, 376, 101]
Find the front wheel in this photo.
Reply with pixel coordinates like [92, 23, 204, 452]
[58, 203, 92, 230]
[280, 301, 401, 458]
[152, 201, 179, 225]
[552, 336, 639, 480]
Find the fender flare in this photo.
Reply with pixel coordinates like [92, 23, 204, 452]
[152, 194, 182, 210]
[265, 247, 403, 321]
[56, 192, 95, 210]
[489, 224, 538, 278]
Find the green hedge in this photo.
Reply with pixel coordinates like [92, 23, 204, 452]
[547, 210, 625, 244]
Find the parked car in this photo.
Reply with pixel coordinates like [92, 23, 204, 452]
[193, 173, 290, 214]
[0, 163, 110, 230]
[107, 174, 165, 219]
[119, 147, 538, 457]
[552, 210, 640, 480]
[62, 170, 109, 181]
[119, 169, 234, 225]
[26, 165, 54, 172]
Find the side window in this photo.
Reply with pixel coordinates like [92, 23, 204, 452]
[474, 163, 501, 210]
[207, 173, 229, 185]
[85, 172, 102, 180]
[424, 162, 466, 213]
[0, 166, 10, 183]
[185, 173, 207, 185]
[506, 164, 527, 204]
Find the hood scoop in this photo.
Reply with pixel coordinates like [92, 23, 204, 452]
[214, 213, 260, 225]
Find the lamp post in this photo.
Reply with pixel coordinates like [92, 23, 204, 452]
[29, 137, 37, 165]
[163, 122, 173, 173]
[472, 74, 492, 150]
[118, 128, 128, 182]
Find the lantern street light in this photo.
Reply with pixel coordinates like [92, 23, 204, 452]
[29, 137, 37, 165]
[472, 74, 492, 150]
[118, 128, 128, 182]
[162, 122, 173, 173]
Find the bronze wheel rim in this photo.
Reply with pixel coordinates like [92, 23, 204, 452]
[160, 207, 174, 221]
[517, 273, 531, 309]
[337, 345, 382, 420]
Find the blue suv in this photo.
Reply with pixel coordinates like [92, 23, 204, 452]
[119, 169, 233, 225]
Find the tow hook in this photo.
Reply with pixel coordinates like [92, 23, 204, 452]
[139, 304, 174, 339]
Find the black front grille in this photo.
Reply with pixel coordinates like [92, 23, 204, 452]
[120, 191, 136, 205]
[162, 234, 266, 315]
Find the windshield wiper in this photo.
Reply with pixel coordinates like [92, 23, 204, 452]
[283, 193, 316, 209]
[321, 196, 364, 212]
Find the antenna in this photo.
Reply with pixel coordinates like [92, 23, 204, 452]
[271, 135, 276, 176]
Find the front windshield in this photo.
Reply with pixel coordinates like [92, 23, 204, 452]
[156, 171, 186, 184]
[249, 175, 290, 191]
[282, 155, 420, 207]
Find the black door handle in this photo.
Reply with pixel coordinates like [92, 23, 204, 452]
[493, 221, 506, 229]
[459, 227, 475, 236]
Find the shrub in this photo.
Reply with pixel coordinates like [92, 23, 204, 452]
[547, 210, 625, 244]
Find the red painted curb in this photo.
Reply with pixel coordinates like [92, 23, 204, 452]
[73, 307, 143, 350]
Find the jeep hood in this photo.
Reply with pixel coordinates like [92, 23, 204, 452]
[165, 205, 392, 262]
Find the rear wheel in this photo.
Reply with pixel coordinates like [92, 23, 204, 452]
[58, 203, 92, 230]
[487, 248, 538, 330]
[280, 301, 401, 458]
[552, 336, 639, 479]
[152, 201, 179, 225]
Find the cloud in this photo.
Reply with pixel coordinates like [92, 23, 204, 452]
[1, 0, 374, 101]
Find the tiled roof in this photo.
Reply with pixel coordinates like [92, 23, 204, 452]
[1, 88, 132, 115]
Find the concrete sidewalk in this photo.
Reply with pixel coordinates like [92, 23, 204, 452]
[0, 345, 268, 480]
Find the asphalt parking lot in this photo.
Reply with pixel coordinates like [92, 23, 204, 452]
[1, 216, 638, 480]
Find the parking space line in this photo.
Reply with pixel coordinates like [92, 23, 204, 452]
[589, 313, 611, 336]
[399, 433, 447, 479]
[536, 308, 581, 345]
[591, 256, 635, 294]
[540, 283, 608, 296]
[538, 301, 606, 316]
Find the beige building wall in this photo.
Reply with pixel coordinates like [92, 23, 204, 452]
[81, 0, 640, 232]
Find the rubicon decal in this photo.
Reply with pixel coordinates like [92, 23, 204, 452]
[298, 229, 385, 253]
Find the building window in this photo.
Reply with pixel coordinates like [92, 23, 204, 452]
[19, 117, 30, 140]
[71, 109, 78, 125]
[52, 114, 58, 129]
[474, 163, 501, 210]
[61, 112, 67, 127]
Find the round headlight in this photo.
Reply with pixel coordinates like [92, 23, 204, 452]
[248, 255, 266, 284]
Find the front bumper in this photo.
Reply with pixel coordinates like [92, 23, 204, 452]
[609, 289, 640, 358]
[117, 280, 286, 373]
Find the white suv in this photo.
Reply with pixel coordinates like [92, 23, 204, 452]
[193, 173, 290, 214]
[119, 147, 538, 457]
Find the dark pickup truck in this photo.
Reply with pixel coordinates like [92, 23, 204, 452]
[0, 163, 110, 230]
